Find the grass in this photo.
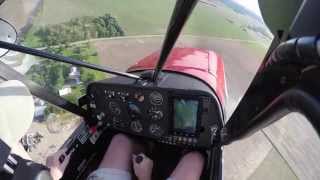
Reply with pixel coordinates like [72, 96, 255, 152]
[242, 42, 268, 56]
[22, 29, 41, 47]
[28, 0, 254, 41]
[248, 149, 298, 180]
[184, 2, 252, 40]
[32, 0, 175, 35]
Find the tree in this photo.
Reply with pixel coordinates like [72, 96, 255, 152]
[33, 13, 125, 47]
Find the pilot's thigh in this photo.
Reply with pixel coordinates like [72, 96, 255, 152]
[87, 168, 131, 180]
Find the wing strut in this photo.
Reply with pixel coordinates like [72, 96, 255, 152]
[0, 41, 140, 80]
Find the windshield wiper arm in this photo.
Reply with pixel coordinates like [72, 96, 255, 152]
[152, 0, 199, 82]
[0, 41, 140, 80]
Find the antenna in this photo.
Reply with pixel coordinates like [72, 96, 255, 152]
[152, 0, 199, 82]
[0, 41, 140, 80]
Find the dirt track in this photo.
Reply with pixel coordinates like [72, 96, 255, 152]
[93, 36, 320, 180]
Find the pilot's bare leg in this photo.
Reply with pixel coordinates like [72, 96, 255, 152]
[98, 133, 142, 171]
[169, 152, 205, 180]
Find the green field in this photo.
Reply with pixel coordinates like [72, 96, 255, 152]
[242, 42, 268, 56]
[29, 0, 255, 41]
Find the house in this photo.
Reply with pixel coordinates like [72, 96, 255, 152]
[33, 97, 47, 121]
[58, 66, 81, 96]
[68, 66, 81, 85]
[59, 86, 72, 96]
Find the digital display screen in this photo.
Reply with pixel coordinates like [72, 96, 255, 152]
[173, 99, 199, 133]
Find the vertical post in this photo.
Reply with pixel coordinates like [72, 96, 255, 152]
[152, 0, 199, 82]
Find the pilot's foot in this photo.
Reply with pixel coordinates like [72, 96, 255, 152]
[169, 151, 205, 180]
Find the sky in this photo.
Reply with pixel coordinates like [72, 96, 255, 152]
[233, 0, 262, 16]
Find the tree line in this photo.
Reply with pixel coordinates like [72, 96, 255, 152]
[34, 13, 125, 47]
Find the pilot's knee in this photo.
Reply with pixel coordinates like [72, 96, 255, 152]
[183, 151, 205, 164]
[112, 133, 133, 146]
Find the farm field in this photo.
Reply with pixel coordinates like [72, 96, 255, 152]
[24, 0, 261, 43]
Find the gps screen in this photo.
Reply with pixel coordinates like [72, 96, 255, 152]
[173, 99, 199, 133]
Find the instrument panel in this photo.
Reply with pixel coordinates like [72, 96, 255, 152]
[86, 82, 222, 148]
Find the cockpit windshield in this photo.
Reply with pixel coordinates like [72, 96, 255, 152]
[10, 1, 320, 180]
[0, 0, 272, 104]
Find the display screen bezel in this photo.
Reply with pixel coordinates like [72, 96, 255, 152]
[170, 96, 202, 136]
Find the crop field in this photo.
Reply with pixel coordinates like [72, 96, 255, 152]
[27, 0, 256, 41]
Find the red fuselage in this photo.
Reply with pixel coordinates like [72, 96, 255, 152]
[127, 48, 227, 104]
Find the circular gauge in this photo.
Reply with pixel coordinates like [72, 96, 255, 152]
[134, 93, 145, 102]
[149, 91, 163, 105]
[149, 124, 163, 137]
[128, 102, 142, 118]
[109, 101, 121, 115]
[130, 121, 143, 133]
[149, 109, 164, 121]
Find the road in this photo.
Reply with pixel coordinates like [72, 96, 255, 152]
[92, 35, 320, 180]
